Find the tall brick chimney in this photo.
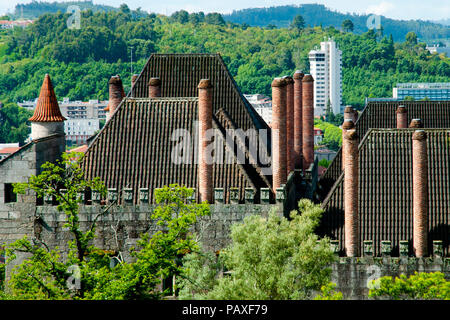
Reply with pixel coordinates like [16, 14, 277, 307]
[344, 106, 357, 123]
[409, 118, 423, 129]
[302, 74, 314, 169]
[343, 129, 359, 257]
[284, 76, 295, 175]
[149, 77, 162, 98]
[341, 119, 355, 170]
[412, 130, 428, 257]
[198, 79, 213, 203]
[105, 75, 124, 116]
[293, 70, 304, 169]
[396, 105, 408, 128]
[271, 77, 287, 190]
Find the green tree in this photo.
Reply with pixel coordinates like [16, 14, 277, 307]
[178, 199, 335, 300]
[5, 152, 209, 300]
[405, 31, 418, 46]
[290, 14, 305, 32]
[341, 19, 354, 32]
[368, 272, 450, 300]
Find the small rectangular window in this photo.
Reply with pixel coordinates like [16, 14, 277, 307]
[5, 183, 17, 203]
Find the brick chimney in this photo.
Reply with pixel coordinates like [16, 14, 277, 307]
[293, 70, 304, 169]
[149, 77, 162, 98]
[198, 79, 213, 203]
[284, 76, 295, 175]
[131, 74, 139, 87]
[396, 105, 408, 128]
[343, 129, 359, 257]
[344, 106, 357, 123]
[412, 130, 428, 257]
[409, 118, 423, 129]
[302, 74, 314, 169]
[341, 119, 355, 170]
[105, 75, 124, 116]
[271, 77, 287, 190]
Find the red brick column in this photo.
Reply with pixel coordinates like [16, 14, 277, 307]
[412, 130, 428, 257]
[293, 71, 304, 170]
[284, 76, 294, 175]
[341, 119, 355, 171]
[108, 75, 124, 114]
[302, 74, 314, 170]
[344, 129, 359, 257]
[271, 77, 287, 190]
[149, 77, 161, 98]
[396, 105, 408, 128]
[198, 79, 213, 203]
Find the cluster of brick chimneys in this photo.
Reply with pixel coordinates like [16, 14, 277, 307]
[270, 71, 315, 190]
[342, 104, 429, 257]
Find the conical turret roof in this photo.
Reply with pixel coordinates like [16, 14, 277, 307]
[29, 74, 66, 122]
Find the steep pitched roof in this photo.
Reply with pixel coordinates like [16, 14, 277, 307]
[318, 101, 450, 200]
[83, 98, 271, 204]
[29, 74, 66, 122]
[319, 128, 450, 256]
[130, 54, 271, 152]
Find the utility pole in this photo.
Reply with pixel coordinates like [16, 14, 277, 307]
[130, 47, 134, 77]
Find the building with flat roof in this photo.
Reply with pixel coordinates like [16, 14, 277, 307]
[393, 83, 450, 101]
[309, 39, 343, 116]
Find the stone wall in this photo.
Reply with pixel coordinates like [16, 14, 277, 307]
[331, 256, 450, 300]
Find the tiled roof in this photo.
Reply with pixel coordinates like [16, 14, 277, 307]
[129, 54, 271, 150]
[83, 98, 270, 203]
[0, 147, 21, 154]
[318, 101, 450, 200]
[29, 74, 66, 122]
[319, 128, 450, 256]
[68, 145, 88, 153]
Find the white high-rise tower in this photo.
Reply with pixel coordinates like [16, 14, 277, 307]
[309, 39, 342, 116]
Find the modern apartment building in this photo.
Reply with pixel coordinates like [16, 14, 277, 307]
[393, 83, 450, 101]
[309, 40, 343, 115]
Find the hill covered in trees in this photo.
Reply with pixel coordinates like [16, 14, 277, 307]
[223, 4, 450, 42]
[9, 1, 119, 19]
[0, 6, 449, 143]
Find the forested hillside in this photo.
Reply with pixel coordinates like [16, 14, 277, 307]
[0, 6, 449, 143]
[223, 4, 450, 42]
[10, 1, 118, 19]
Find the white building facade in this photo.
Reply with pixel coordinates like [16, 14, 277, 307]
[309, 40, 343, 116]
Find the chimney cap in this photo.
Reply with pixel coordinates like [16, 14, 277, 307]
[412, 130, 427, 141]
[302, 74, 314, 82]
[198, 79, 213, 89]
[282, 75, 294, 84]
[293, 70, 304, 79]
[342, 119, 355, 130]
[344, 106, 353, 113]
[109, 75, 122, 84]
[271, 77, 287, 87]
[396, 105, 407, 113]
[149, 77, 161, 86]
[344, 129, 359, 141]
[409, 118, 423, 128]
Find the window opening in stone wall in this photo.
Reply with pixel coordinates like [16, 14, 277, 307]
[4, 183, 17, 203]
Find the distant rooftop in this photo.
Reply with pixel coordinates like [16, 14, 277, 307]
[395, 83, 450, 89]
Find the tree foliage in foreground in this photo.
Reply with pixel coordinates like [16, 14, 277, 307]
[368, 272, 450, 300]
[2, 153, 209, 300]
[178, 199, 336, 300]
